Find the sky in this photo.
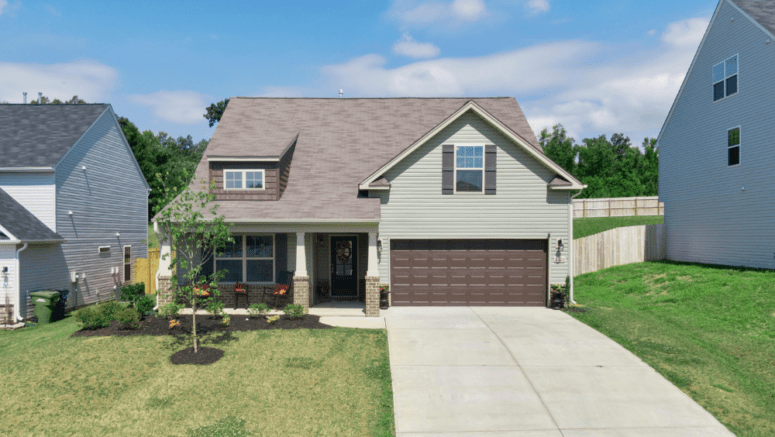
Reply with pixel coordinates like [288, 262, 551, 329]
[0, 0, 717, 145]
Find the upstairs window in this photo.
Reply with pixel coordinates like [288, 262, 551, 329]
[728, 127, 740, 167]
[713, 55, 738, 101]
[224, 170, 264, 190]
[455, 145, 484, 193]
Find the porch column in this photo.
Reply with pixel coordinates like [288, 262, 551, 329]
[293, 232, 310, 311]
[365, 232, 380, 317]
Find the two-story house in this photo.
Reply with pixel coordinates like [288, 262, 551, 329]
[0, 104, 149, 323]
[155, 97, 584, 316]
[658, 0, 775, 268]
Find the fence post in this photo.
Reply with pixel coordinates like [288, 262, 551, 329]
[608, 199, 611, 217]
[583, 200, 586, 218]
[635, 198, 639, 216]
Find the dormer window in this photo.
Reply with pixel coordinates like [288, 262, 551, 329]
[225, 170, 264, 190]
[713, 55, 738, 101]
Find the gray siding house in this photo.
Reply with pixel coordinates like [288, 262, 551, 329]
[0, 104, 149, 322]
[658, 0, 775, 269]
[156, 98, 583, 316]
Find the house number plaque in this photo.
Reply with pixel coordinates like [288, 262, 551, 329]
[554, 256, 566, 264]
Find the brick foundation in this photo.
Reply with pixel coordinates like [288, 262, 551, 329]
[365, 276, 380, 317]
[293, 276, 310, 311]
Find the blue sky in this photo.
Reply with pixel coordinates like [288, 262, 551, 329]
[0, 0, 716, 145]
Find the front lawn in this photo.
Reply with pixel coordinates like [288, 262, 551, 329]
[573, 215, 663, 239]
[0, 316, 394, 436]
[571, 261, 775, 437]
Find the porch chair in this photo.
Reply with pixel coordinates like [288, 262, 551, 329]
[265, 270, 294, 308]
[234, 282, 249, 309]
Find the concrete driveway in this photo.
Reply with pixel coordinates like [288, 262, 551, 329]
[384, 306, 734, 436]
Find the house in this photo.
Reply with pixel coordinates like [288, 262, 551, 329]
[0, 104, 149, 323]
[658, 0, 775, 269]
[155, 97, 584, 316]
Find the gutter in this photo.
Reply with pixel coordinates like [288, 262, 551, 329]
[15, 243, 28, 322]
[568, 188, 585, 304]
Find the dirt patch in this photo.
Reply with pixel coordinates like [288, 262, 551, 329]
[676, 275, 693, 281]
[70, 314, 333, 338]
[170, 347, 224, 365]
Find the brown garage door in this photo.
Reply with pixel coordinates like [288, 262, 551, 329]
[390, 239, 547, 306]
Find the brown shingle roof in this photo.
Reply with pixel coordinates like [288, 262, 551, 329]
[731, 0, 775, 38]
[190, 97, 541, 222]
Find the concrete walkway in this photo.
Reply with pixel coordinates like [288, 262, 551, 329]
[384, 306, 734, 436]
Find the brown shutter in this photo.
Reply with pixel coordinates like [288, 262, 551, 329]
[442, 145, 454, 195]
[485, 145, 496, 195]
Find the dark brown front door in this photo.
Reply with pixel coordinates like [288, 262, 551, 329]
[390, 239, 547, 306]
[331, 236, 358, 297]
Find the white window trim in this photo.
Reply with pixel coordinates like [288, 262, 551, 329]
[727, 125, 741, 168]
[98, 246, 111, 254]
[713, 53, 739, 102]
[214, 234, 275, 284]
[453, 144, 485, 194]
[224, 169, 266, 191]
[123, 245, 131, 282]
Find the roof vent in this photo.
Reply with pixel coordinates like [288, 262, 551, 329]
[339, 89, 343, 98]
[23, 92, 27, 104]
[38, 92, 42, 104]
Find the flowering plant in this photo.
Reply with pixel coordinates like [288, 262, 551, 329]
[169, 319, 180, 329]
[267, 315, 280, 324]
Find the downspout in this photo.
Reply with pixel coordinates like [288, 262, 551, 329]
[568, 189, 584, 304]
[15, 242, 28, 322]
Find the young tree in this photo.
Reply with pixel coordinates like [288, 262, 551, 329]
[155, 175, 232, 353]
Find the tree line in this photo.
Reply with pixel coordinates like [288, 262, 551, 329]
[538, 124, 658, 199]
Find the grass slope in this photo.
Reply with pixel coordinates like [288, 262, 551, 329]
[571, 261, 775, 437]
[0, 317, 394, 437]
[574, 215, 664, 239]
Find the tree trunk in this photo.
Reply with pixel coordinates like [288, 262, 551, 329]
[192, 301, 198, 353]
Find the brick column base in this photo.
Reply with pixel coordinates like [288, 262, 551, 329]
[157, 276, 174, 306]
[293, 276, 310, 311]
[365, 276, 380, 317]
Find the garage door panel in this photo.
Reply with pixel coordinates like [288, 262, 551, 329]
[390, 239, 547, 307]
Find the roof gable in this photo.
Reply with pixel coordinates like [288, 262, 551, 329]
[359, 101, 583, 190]
[0, 188, 63, 242]
[0, 104, 109, 168]
[731, 0, 775, 38]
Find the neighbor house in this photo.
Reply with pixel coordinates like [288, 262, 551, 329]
[0, 104, 149, 322]
[658, 0, 775, 268]
[155, 97, 584, 316]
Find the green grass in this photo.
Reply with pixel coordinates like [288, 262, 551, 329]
[0, 317, 395, 436]
[574, 215, 664, 239]
[571, 261, 775, 437]
[147, 223, 159, 249]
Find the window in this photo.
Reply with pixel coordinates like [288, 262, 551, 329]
[98, 246, 110, 254]
[224, 170, 264, 190]
[455, 145, 484, 193]
[123, 246, 131, 282]
[214, 235, 274, 282]
[713, 55, 738, 101]
[728, 127, 740, 166]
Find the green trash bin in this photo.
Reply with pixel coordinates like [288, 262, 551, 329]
[29, 291, 60, 324]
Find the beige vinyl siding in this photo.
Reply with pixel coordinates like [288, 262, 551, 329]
[0, 245, 17, 316]
[54, 108, 149, 309]
[373, 110, 571, 285]
[659, 0, 775, 269]
[0, 173, 56, 231]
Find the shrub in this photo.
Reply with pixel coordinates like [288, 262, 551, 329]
[120, 283, 145, 307]
[135, 295, 156, 316]
[267, 315, 280, 324]
[206, 299, 225, 317]
[247, 303, 269, 317]
[158, 302, 184, 319]
[221, 314, 230, 327]
[116, 307, 140, 329]
[74, 306, 112, 330]
[283, 303, 306, 320]
[99, 301, 123, 320]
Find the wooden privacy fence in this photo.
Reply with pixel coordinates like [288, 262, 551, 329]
[133, 248, 160, 294]
[574, 196, 664, 218]
[574, 224, 666, 275]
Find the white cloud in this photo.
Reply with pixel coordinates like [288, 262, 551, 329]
[389, 0, 487, 26]
[648, 29, 657, 36]
[393, 34, 441, 58]
[129, 90, 211, 125]
[526, 0, 550, 15]
[0, 0, 8, 16]
[323, 16, 710, 141]
[0, 60, 118, 103]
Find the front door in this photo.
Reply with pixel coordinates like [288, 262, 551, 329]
[331, 236, 358, 297]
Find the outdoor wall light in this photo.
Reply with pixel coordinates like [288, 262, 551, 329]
[115, 232, 120, 237]
[377, 239, 383, 252]
[557, 239, 564, 251]
[317, 235, 325, 247]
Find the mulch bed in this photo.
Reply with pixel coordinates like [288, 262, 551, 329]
[170, 347, 225, 365]
[70, 314, 333, 338]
